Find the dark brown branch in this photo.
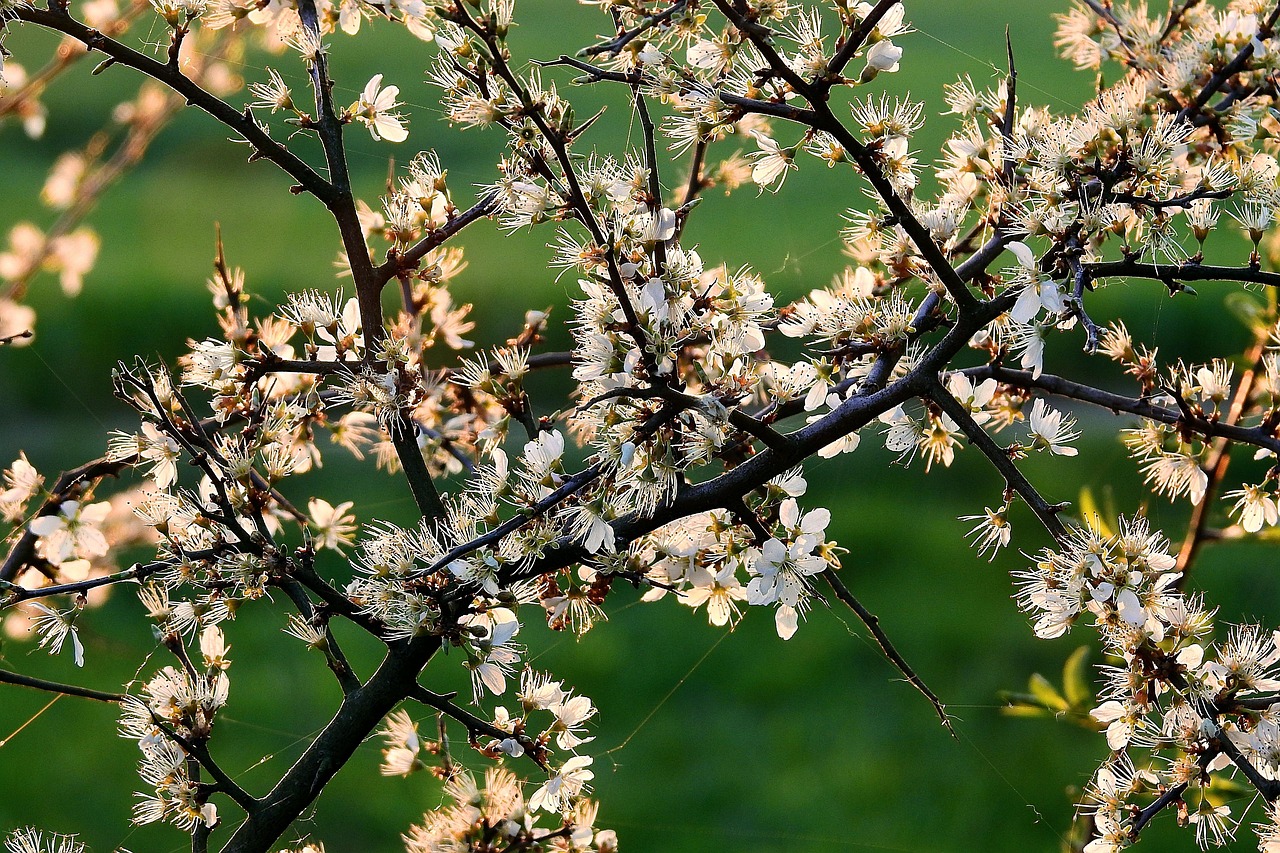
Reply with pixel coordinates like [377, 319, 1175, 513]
[1128, 780, 1189, 839]
[1160, 0, 1202, 43]
[13, 5, 332, 200]
[290, 561, 385, 636]
[1208, 712, 1280, 798]
[1066, 253, 1101, 353]
[1223, 692, 1280, 711]
[580, 0, 687, 58]
[999, 27, 1017, 185]
[388, 421, 449, 521]
[821, 568, 954, 737]
[674, 138, 709, 241]
[407, 684, 546, 768]
[1, 455, 130, 582]
[288, 0, 446, 523]
[928, 379, 1069, 542]
[1, 560, 162, 605]
[1081, 0, 1142, 64]
[374, 193, 499, 286]
[962, 364, 1280, 456]
[699, 2, 979, 312]
[494, 299, 1018, 593]
[278, 578, 362, 694]
[1177, 2, 1280, 122]
[419, 425, 477, 475]
[1127, 738, 1215, 838]
[820, 0, 901, 88]
[165, 726, 259, 814]
[421, 405, 679, 576]
[221, 636, 443, 853]
[708, 0, 813, 98]
[1085, 256, 1280, 290]
[0, 667, 124, 703]
[633, 83, 667, 278]
[1108, 186, 1232, 211]
[452, 12, 660, 380]
[0, 330, 33, 346]
[537, 55, 821, 123]
[245, 355, 361, 378]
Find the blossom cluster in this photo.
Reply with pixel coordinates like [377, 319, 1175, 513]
[117, 626, 231, 831]
[11, 1, 1280, 852]
[402, 765, 616, 853]
[1018, 513, 1280, 851]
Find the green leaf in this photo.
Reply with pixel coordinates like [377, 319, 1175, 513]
[996, 691, 1052, 717]
[1078, 488, 1115, 538]
[1075, 489, 1116, 535]
[1028, 673, 1070, 712]
[1062, 646, 1092, 708]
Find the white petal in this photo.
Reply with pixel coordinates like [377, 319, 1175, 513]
[775, 605, 799, 640]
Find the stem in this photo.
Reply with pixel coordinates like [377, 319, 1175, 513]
[220, 637, 442, 853]
[821, 569, 954, 737]
[929, 380, 1069, 542]
[1173, 336, 1268, 580]
[0, 668, 124, 703]
[14, 5, 332, 199]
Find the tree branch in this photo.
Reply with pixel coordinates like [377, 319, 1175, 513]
[1, 455, 130, 582]
[821, 568, 954, 736]
[928, 379, 1069, 542]
[1177, 3, 1280, 123]
[962, 364, 1280, 456]
[580, 0, 687, 58]
[0, 667, 124, 703]
[220, 636, 442, 853]
[407, 684, 547, 768]
[13, 5, 332, 200]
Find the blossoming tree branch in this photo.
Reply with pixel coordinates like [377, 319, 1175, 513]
[5, 0, 1280, 850]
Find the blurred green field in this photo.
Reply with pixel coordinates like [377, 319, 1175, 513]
[1, 3, 1276, 852]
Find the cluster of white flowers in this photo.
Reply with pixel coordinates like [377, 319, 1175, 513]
[3, 829, 85, 853]
[1100, 315, 1280, 535]
[402, 765, 616, 853]
[15, 0, 1280, 851]
[117, 626, 230, 831]
[1016, 504, 1280, 850]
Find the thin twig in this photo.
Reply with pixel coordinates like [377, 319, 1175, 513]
[278, 578, 362, 694]
[407, 684, 547, 768]
[821, 0, 901, 86]
[0, 667, 124, 703]
[1160, 0, 1202, 44]
[821, 569, 954, 737]
[1177, 3, 1280, 122]
[13, 5, 331, 199]
[961, 365, 1280, 457]
[1174, 336, 1268, 578]
[929, 380, 1070, 542]
[579, 0, 687, 57]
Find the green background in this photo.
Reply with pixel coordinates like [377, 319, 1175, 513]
[0, 3, 1275, 852]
